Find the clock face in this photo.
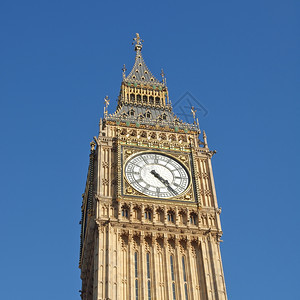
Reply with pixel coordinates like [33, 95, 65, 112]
[124, 152, 190, 198]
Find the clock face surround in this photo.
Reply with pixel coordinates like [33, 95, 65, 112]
[124, 152, 190, 198]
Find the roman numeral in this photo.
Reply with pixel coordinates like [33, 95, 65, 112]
[141, 156, 148, 164]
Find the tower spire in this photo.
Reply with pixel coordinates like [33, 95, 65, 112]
[124, 33, 161, 86]
[106, 34, 199, 132]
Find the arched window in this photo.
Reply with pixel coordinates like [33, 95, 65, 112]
[135, 252, 139, 300]
[168, 211, 175, 223]
[130, 94, 135, 101]
[135, 279, 138, 300]
[179, 211, 187, 225]
[146, 111, 151, 118]
[146, 253, 151, 279]
[147, 280, 151, 300]
[182, 256, 188, 300]
[156, 208, 164, 223]
[155, 97, 160, 105]
[146, 253, 151, 299]
[143, 95, 148, 103]
[135, 252, 138, 277]
[170, 255, 176, 300]
[133, 206, 141, 220]
[182, 256, 187, 282]
[130, 109, 135, 116]
[190, 213, 197, 225]
[162, 113, 167, 120]
[121, 206, 129, 218]
[149, 96, 154, 105]
[136, 94, 141, 102]
[144, 209, 152, 220]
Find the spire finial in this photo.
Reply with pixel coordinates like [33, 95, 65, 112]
[191, 106, 200, 127]
[90, 141, 96, 151]
[132, 33, 143, 51]
[191, 106, 197, 124]
[161, 68, 167, 85]
[122, 64, 127, 79]
[104, 96, 110, 118]
[203, 130, 208, 148]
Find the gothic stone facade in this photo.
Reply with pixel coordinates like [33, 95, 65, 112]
[79, 34, 227, 300]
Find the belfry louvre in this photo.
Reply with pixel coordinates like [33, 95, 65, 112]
[79, 33, 227, 300]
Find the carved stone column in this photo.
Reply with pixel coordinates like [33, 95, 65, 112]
[105, 223, 112, 300]
[174, 235, 183, 299]
[129, 202, 133, 223]
[152, 204, 156, 224]
[208, 236, 227, 300]
[140, 232, 146, 299]
[200, 236, 214, 300]
[151, 233, 159, 299]
[141, 203, 145, 224]
[163, 234, 171, 300]
[164, 205, 167, 226]
[128, 231, 133, 299]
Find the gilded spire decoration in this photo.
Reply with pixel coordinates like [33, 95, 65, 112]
[132, 33, 143, 51]
[191, 106, 197, 124]
[161, 68, 166, 85]
[103, 95, 110, 118]
[191, 106, 200, 127]
[122, 64, 127, 79]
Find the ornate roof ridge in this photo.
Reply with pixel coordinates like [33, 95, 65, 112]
[105, 103, 199, 132]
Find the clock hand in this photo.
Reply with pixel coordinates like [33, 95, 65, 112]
[150, 170, 163, 181]
[150, 170, 177, 195]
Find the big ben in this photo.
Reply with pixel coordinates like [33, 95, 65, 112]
[79, 33, 227, 300]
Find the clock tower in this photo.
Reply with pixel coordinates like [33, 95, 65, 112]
[79, 33, 227, 300]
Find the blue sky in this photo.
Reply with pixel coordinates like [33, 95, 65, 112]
[0, 0, 299, 299]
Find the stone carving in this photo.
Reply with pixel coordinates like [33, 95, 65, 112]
[102, 178, 109, 186]
[102, 161, 109, 168]
[167, 237, 175, 253]
[156, 237, 164, 253]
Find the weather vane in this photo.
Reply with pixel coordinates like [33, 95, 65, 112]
[132, 33, 143, 51]
[104, 95, 110, 118]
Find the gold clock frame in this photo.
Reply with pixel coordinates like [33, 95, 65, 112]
[120, 146, 195, 202]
